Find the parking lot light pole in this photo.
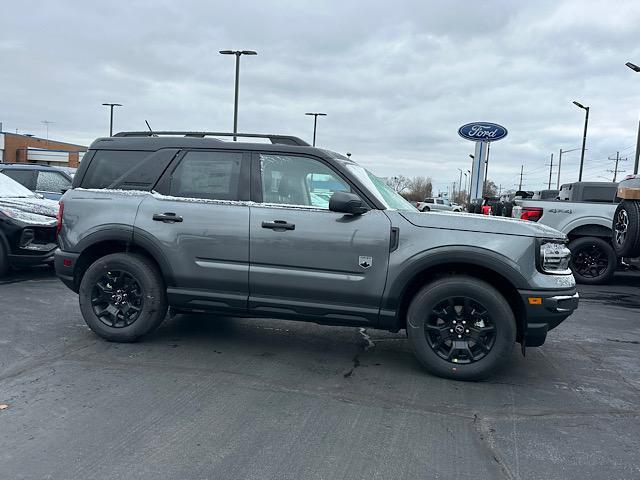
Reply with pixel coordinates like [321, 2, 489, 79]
[102, 103, 122, 137]
[219, 50, 257, 141]
[573, 101, 590, 181]
[305, 113, 327, 146]
[626, 62, 640, 174]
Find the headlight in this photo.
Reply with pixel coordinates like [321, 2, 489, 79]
[538, 240, 571, 274]
[0, 208, 56, 226]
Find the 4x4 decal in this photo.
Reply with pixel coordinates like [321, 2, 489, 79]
[358, 256, 373, 269]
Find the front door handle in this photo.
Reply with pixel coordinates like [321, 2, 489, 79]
[261, 220, 295, 231]
[153, 212, 183, 223]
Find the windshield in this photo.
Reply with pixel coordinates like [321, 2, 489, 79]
[0, 172, 37, 198]
[346, 164, 417, 211]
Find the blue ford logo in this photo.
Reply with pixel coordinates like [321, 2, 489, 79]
[458, 122, 508, 142]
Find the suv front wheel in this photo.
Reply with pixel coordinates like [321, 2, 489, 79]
[406, 276, 516, 380]
[79, 253, 168, 342]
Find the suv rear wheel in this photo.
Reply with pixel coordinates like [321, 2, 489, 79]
[79, 253, 168, 342]
[406, 276, 516, 381]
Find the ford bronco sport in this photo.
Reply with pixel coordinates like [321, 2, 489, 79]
[55, 131, 579, 380]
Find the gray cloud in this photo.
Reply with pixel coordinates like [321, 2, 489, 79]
[1, 0, 639, 192]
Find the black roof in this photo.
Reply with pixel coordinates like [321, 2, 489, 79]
[90, 131, 315, 152]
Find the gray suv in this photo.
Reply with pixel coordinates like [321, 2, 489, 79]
[55, 131, 578, 380]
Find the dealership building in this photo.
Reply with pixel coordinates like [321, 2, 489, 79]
[0, 131, 87, 168]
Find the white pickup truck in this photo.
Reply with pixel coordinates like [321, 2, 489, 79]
[512, 182, 624, 284]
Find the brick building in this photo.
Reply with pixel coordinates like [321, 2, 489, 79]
[0, 131, 87, 168]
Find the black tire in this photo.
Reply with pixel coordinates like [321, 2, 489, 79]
[79, 253, 168, 342]
[0, 240, 9, 278]
[473, 204, 482, 214]
[466, 203, 476, 213]
[406, 276, 516, 381]
[491, 203, 503, 216]
[421, 205, 431, 212]
[502, 202, 514, 217]
[612, 201, 640, 257]
[568, 237, 617, 285]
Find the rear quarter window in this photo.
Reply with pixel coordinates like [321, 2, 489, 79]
[77, 148, 178, 191]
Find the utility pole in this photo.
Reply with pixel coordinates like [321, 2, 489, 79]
[607, 151, 626, 181]
[498, 184, 502, 196]
[457, 168, 463, 202]
[557, 148, 563, 189]
[573, 101, 590, 181]
[518, 165, 524, 191]
[41, 120, 54, 146]
[547, 153, 554, 189]
[305, 112, 327, 146]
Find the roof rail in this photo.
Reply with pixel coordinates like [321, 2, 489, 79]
[113, 131, 310, 146]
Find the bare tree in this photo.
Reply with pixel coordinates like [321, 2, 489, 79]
[403, 176, 433, 201]
[484, 180, 498, 197]
[384, 175, 412, 193]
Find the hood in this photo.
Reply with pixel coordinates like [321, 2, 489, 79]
[399, 210, 565, 239]
[0, 196, 59, 218]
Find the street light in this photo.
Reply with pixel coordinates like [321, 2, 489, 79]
[626, 61, 640, 174]
[573, 100, 590, 181]
[219, 50, 257, 141]
[556, 147, 582, 188]
[102, 103, 122, 137]
[305, 112, 327, 146]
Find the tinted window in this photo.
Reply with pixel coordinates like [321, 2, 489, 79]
[581, 186, 616, 203]
[36, 171, 71, 193]
[260, 154, 350, 208]
[169, 151, 242, 200]
[424, 198, 434, 203]
[81, 150, 150, 189]
[1, 169, 36, 190]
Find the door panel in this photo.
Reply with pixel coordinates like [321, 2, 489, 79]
[249, 153, 391, 324]
[134, 150, 250, 311]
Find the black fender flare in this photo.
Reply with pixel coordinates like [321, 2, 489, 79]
[381, 245, 529, 314]
[73, 225, 175, 287]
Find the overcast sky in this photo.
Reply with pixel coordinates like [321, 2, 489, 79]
[1, 0, 639, 193]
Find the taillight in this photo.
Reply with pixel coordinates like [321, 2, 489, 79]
[520, 206, 543, 222]
[56, 201, 64, 237]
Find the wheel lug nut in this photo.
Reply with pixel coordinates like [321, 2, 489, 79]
[466, 329, 469, 333]
[453, 320, 456, 324]
[450, 329, 454, 333]
[458, 335, 462, 338]
[462, 321, 466, 324]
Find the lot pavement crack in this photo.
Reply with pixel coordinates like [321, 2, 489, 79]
[343, 327, 375, 378]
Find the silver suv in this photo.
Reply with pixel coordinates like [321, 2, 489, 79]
[54, 131, 578, 380]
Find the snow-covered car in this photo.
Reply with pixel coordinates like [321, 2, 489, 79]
[0, 173, 59, 277]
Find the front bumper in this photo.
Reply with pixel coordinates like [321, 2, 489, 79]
[518, 288, 579, 346]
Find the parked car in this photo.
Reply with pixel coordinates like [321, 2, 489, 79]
[55, 131, 578, 381]
[0, 163, 73, 200]
[0, 173, 59, 277]
[511, 181, 623, 284]
[416, 197, 459, 212]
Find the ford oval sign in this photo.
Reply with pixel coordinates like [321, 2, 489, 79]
[458, 122, 508, 142]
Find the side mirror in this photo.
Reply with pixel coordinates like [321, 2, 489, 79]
[329, 191, 369, 215]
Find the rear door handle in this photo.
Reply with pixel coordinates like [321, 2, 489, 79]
[261, 220, 295, 231]
[153, 212, 183, 223]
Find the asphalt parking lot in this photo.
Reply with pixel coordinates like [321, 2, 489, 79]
[1, 268, 639, 480]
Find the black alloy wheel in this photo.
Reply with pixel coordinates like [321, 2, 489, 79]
[571, 243, 609, 280]
[425, 296, 496, 364]
[91, 270, 144, 328]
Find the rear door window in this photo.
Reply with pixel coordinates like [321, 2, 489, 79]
[168, 151, 244, 201]
[1, 169, 36, 190]
[36, 171, 71, 193]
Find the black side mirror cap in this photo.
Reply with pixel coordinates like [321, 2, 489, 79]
[329, 191, 369, 215]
